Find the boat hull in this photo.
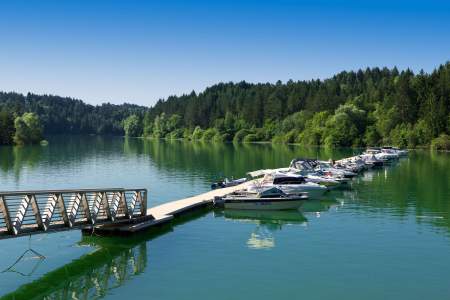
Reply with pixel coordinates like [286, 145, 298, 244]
[224, 199, 304, 210]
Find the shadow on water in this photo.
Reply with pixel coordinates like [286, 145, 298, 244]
[0, 208, 211, 300]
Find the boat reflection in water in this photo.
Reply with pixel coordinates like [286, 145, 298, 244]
[215, 209, 308, 250]
[301, 199, 340, 213]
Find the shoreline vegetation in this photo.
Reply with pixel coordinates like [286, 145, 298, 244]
[0, 111, 45, 145]
[1, 62, 449, 150]
[128, 135, 450, 152]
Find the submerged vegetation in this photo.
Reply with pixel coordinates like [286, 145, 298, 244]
[0, 62, 449, 149]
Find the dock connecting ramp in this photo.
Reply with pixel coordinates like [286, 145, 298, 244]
[0, 183, 250, 238]
[0, 188, 147, 239]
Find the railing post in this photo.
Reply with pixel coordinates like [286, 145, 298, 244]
[30, 194, 45, 231]
[121, 191, 130, 219]
[80, 192, 93, 224]
[102, 192, 112, 221]
[57, 193, 72, 227]
[0, 195, 15, 234]
[140, 190, 147, 216]
[13, 195, 32, 234]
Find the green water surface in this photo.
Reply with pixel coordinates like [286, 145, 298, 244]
[0, 136, 449, 299]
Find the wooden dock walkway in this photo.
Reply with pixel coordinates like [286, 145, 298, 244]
[148, 182, 251, 219]
[91, 182, 252, 234]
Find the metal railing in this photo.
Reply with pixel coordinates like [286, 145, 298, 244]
[0, 188, 147, 237]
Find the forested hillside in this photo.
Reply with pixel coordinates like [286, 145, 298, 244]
[0, 92, 146, 135]
[1, 62, 449, 149]
[142, 62, 449, 148]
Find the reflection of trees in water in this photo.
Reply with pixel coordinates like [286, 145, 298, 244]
[337, 153, 450, 231]
[1, 136, 449, 232]
[0, 135, 127, 179]
[0, 146, 44, 180]
[133, 138, 351, 179]
[0, 135, 352, 180]
[2, 235, 149, 300]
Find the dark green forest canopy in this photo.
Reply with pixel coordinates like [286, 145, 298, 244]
[0, 92, 146, 135]
[148, 63, 449, 129]
[144, 62, 450, 147]
[0, 62, 449, 148]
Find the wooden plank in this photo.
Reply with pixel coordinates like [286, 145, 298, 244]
[147, 181, 251, 219]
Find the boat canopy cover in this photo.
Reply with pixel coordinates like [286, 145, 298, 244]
[247, 169, 274, 178]
[289, 158, 319, 170]
[247, 168, 291, 178]
[257, 187, 285, 198]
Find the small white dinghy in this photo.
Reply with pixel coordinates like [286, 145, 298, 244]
[215, 187, 308, 210]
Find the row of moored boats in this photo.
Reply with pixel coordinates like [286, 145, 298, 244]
[213, 147, 408, 210]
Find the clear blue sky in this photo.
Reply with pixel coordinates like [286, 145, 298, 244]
[0, 0, 448, 106]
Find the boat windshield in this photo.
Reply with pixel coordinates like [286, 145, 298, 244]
[273, 176, 305, 184]
[258, 187, 285, 198]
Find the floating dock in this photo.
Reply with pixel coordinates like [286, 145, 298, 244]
[88, 182, 252, 235]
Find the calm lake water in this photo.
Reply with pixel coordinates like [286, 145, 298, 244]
[0, 136, 449, 299]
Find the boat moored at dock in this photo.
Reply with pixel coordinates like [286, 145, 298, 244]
[214, 187, 308, 210]
[246, 172, 328, 199]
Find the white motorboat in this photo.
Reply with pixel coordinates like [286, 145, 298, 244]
[215, 187, 308, 210]
[211, 177, 247, 189]
[289, 158, 357, 179]
[359, 154, 384, 167]
[382, 146, 408, 156]
[247, 172, 328, 199]
[364, 147, 398, 161]
[315, 161, 358, 178]
[304, 173, 349, 188]
[288, 158, 354, 185]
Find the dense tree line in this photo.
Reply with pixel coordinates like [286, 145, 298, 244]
[1, 62, 449, 149]
[0, 92, 146, 136]
[139, 62, 450, 149]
